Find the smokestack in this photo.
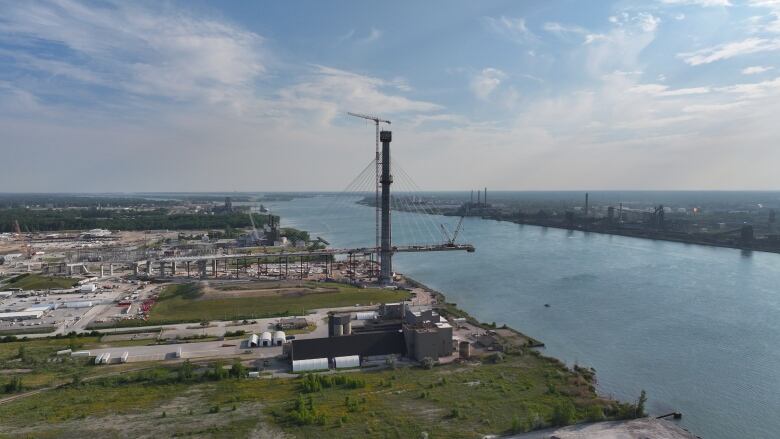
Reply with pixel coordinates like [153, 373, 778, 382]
[477, 190, 481, 206]
[484, 187, 487, 206]
[470, 190, 473, 204]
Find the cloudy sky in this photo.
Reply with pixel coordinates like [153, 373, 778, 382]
[1, 0, 779, 192]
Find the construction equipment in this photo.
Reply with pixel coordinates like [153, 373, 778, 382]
[440, 216, 465, 246]
[347, 111, 391, 254]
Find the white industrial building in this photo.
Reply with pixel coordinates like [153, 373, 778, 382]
[334, 355, 360, 369]
[273, 330, 286, 346]
[292, 357, 328, 372]
[248, 333, 259, 347]
[261, 331, 272, 347]
[0, 311, 43, 321]
[80, 284, 97, 293]
[63, 301, 93, 308]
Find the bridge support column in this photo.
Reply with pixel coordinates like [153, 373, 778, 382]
[159, 261, 165, 277]
[211, 259, 217, 277]
[379, 130, 393, 284]
[109, 264, 114, 276]
[146, 261, 152, 276]
[171, 261, 177, 276]
[100, 265, 105, 277]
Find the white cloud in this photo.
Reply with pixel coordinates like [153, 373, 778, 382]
[278, 65, 442, 125]
[0, 0, 266, 110]
[742, 65, 774, 74]
[678, 38, 780, 65]
[470, 68, 506, 100]
[629, 83, 711, 96]
[361, 28, 382, 43]
[660, 0, 732, 6]
[483, 16, 536, 43]
[637, 13, 662, 32]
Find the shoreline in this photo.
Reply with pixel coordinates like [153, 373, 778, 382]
[443, 211, 780, 255]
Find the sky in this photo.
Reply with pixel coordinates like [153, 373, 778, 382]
[1, 0, 779, 192]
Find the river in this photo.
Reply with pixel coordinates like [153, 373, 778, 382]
[265, 195, 780, 439]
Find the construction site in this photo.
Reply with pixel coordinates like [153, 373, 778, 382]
[0, 115, 483, 374]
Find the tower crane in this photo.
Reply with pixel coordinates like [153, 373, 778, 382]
[440, 216, 465, 246]
[347, 112, 391, 253]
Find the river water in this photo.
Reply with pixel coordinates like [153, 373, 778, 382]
[265, 195, 780, 439]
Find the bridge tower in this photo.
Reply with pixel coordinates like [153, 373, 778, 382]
[379, 130, 393, 284]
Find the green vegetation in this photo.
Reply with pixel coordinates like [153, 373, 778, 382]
[2, 273, 78, 290]
[0, 350, 629, 438]
[0, 208, 276, 233]
[118, 282, 411, 326]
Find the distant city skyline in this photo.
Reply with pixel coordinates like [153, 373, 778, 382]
[1, 0, 779, 192]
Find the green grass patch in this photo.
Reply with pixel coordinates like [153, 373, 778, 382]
[4, 273, 78, 290]
[136, 282, 410, 325]
[0, 352, 623, 438]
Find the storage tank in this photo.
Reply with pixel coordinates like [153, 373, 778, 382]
[292, 358, 328, 372]
[261, 331, 272, 347]
[273, 331, 286, 346]
[334, 355, 360, 369]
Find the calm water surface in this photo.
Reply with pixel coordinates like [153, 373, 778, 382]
[266, 196, 780, 439]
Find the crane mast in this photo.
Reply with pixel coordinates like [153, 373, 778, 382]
[347, 112, 391, 261]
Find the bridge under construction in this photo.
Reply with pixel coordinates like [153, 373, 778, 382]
[139, 116, 474, 284]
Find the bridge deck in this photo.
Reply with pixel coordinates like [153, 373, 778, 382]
[155, 244, 474, 263]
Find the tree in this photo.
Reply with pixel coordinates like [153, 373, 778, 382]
[3, 376, 22, 393]
[636, 390, 647, 418]
[229, 359, 246, 379]
[177, 360, 194, 382]
[551, 400, 576, 426]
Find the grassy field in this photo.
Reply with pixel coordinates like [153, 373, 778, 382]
[2, 273, 78, 290]
[142, 282, 411, 324]
[0, 350, 630, 438]
[0, 335, 173, 393]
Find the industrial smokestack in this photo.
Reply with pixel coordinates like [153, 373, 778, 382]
[477, 190, 481, 206]
[484, 187, 487, 206]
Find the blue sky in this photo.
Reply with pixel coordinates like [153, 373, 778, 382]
[1, 0, 779, 191]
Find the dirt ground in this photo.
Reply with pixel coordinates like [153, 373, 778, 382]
[506, 418, 700, 439]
